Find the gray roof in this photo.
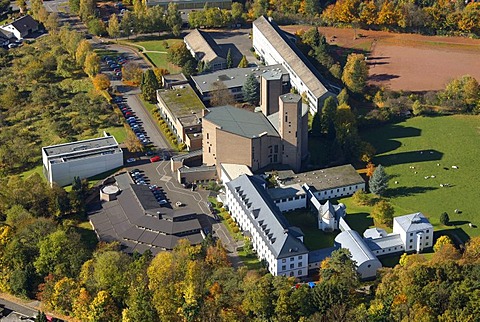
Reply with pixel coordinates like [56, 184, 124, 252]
[156, 84, 206, 119]
[363, 227, 387, 239]
[89, 180, 204, 253]
[275, 164, 365, 191]
[171, 149, 202, 162]
[191, 64, 287, 93]
[308, 246, 337, 264]
[394, 212, 432, 233]
[335, 230, 378, 266]
[253, 16, 334, 99]
[204, 105, 280, 139]
[226, 174, 308, 259]
[184, 29, 225, 63]
[43, 136, 119, 157]
[9, 15, 39, 33]
[267, 183, 305, 201]
[364, 234, 404, 252]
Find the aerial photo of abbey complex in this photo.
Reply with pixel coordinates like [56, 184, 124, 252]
[0, 0, 479, 320]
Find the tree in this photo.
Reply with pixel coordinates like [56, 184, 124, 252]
[371, 200, 394, 226]
[182, 59, 196, 77]
[369, 164, 388, 196]
[342, 53, 368, 94]
[352, 189, 371, 206]
[84, 52, 101, 77]
[141, 69, 159, 102]
[69, 0, 80, 13]
[107, 14, 121, 40]
[123, 277, 159, 322]
[88, 291, 121, 322]
[92, 251, 132, 304]
[122, 62, 143, 85]
[79, 0, 95, 22]
[16, 0, 27, 15]
[238, 55, 249, 68]
[434, 235, 453, 252]
[34, 230, 90, 278]
[226, 48, 233, 69]
[209, 81, 235, 107]
[88, 18, 107, 36]
[366, 162, 375, 178]
[440, 212, 450, 226]
[321, 96, 337, 138]
[35, 311, 48, 322]
[311, 112, 322, 136]
[124, 124, 145, 153]
[93, 73, 111, 91]
[165, 2, 182, 36]
[242, 73, 260, 105]
[44, 12, 60, 33]
[231, 2, 244, 24]
[75, 40, 93, 67]
[167, 43, 192, 67]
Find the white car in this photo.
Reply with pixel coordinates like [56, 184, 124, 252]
[126, 157, 136, 163]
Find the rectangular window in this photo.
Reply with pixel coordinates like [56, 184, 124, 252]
[274, 145, 278, 153]
[208, 147, 211, 153]
[282, 265, 286, 270]
[410, 233, 413, 236]
[206, 133, 209, 139]
[285, 115, 288, 122]
[298, 270, 302, 275]
[290, 263, 294, 269]
[290, 257, 294, 261]
[409, 245, 413, 249]
[426, 236, 429, 240]
[410, 239, 413, 243]
[282, 259, 286, 263]
[298, 262, 302, 267]
[299, 255, 303, 260]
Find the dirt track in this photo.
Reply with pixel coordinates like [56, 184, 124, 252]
[282, 26, 480, 91]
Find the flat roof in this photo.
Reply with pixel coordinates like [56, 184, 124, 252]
[156, 84, 206, 118]
[267, 183, 305, 200]
[275, 164, 364, 191]
[204, 105, 279, 139]
[220, 163, 253, 181]
[43, 136, 119, 157]
[191, 64, 287, 93]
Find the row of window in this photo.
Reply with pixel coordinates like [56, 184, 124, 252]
[274, 195, 306, 203]
[281, 255, 303, 263]
[281, 270, 302, 277]
[281, 262, 303, 271]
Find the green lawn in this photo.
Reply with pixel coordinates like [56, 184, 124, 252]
[121, 38, 183, 73]
[101, 126, 127, 143]
[283, 210, 339, 250]
[358, 115, 480, 241]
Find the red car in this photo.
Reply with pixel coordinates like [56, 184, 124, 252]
[150, 156, 161, 162]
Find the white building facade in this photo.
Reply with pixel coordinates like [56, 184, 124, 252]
[393, 213, 434, 253]
[252, 16, 336, 114]
[225, 175, 309, 277]
[42, 136, 123, 187]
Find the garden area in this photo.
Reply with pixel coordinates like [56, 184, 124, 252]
[340, 115, 480, 242]
[283, 210, 339, 250]
[121, 37, 183, 72]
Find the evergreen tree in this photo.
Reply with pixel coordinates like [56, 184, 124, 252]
[440, 212, 450, 226]
[226, 48, 233, 68]
[107, 14, 120, 40]
[182, 59, 196, 77]
[369, 164, 388, 196]
[141, 69, 159, 102]
[242, 74, 260, 105]
[238, 55, 248, 68]
[35, 311, 48, 322]
[321, 96, 337, 139]
[311, 111, 321, 136]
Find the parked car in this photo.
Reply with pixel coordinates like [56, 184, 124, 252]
[126, 157, 136, 163]
[150, 156, 161, 163]
[145, 150, 154, 156]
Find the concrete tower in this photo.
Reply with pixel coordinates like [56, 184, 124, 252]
[279, 93, 302, 172]
[261, 71, 283, 116]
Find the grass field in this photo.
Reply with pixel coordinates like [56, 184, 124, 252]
[122, 37, 183, 73]
[284, 210, 339, 250]
[351, 115, 480, 241]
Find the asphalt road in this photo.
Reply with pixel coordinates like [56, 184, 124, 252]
[0, 298, 37, 321]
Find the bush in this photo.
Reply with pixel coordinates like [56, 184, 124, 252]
[233, 226, 240, 233]
[352, 190, 372, 206]
[217, 202, 223, 208]
[224, 213, 231, 220]
[440, 212, 450, 226]
[226, 218, 233, 225]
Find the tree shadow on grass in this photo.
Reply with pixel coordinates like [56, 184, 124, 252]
[435, 228, 470, 246]
[344, 212, 374, 234]
[363, 124, 422, 155]
[449, 221, 470, 226]
[374, 149, 443, 167]
[385, 186, 438, 198]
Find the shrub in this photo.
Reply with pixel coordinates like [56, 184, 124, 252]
[224, 213, 231, 220]
[233, 226, 240, 233]
[352, 190, 371, 206]
[217, 202, 223, 208]
[226, 218, 233, 225]
[440, 212, 450, 226]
